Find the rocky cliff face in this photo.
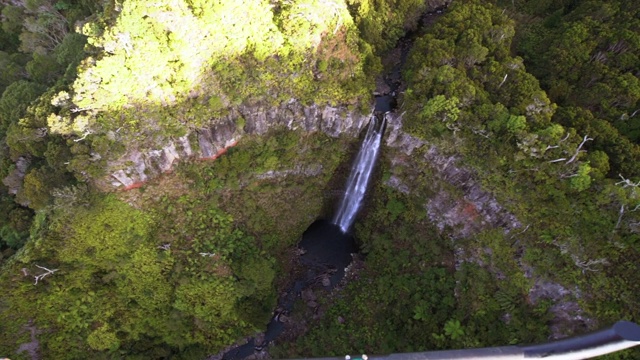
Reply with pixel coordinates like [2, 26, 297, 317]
[98, 0, 454, 192]
[385, 112, 521, 237]
[385, 112, 525, 256]
[100, 101, 370, 190]
[384, 112, 593, 339]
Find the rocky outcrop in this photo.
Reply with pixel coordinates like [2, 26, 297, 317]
[421, 145, 522, 237]
[256, 164, 324, 180]
[101, 101, 370, 190]
[16, 320, 41, 360]
[385, 112, 520, 237]
[239, 100, 368, 138]
[529, 279, 596, 339]
[3, 157, 30, 196]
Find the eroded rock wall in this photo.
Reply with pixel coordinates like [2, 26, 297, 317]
[384, 112, 592, 339]
[101, 101, 370, 190]
[385, 112, 520, 239]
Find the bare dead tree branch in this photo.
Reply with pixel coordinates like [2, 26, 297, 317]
[510, 224, 530, 245]
[572, 256, 609, 273]
[616, 174, 640, 188]
[508, 167, 540, 174]
[446, 122, 460, 134]
[545, 133, 570, 155]
[512, 224, 530, 238]
[470, 127, 490, 139]
[34, 265, 58, 285]
[73, 130, 93, 142]
[565, 135, 593, 164]
[71, 107, 93, 113]
[560, 173, 580, 179]
[498, 74, 508, 88]
[614, 204, 625, 232]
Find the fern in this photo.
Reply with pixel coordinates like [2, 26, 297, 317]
[495, 290, 517, 314]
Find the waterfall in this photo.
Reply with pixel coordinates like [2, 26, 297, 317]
[333, 113, 387, 233]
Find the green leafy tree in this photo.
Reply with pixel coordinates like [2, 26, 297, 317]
[25, 52, 63, 84]
[1, 5, 25, 35]
[570, 163, 592, 192]
[0, 80, 45, 134]
[0, 51, 27, 92]
[347, 0, 427, 53]
[86, 325, 120, 351]
[506, 114, 527, 134]
[0, 200, 32, 250]
[16, 165, 69, 210]
[421, 95, 460, 123]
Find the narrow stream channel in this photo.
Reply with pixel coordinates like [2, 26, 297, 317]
[221, 219, 357, 360]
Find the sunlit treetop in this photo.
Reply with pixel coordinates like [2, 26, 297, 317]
[70, 0, 361, 135]
[73, 0, 283, 109]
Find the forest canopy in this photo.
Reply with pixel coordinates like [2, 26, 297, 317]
[0, 0, 639, 359]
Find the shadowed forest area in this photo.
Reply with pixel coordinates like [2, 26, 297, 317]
[0, 0, 639, 359]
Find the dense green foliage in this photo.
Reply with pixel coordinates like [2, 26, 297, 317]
[66, 0, 378, 143]
[0, 0, 95, 256]
[1, 193, 272, 358]
[0, 129, 351, 357]
[273, 150, 551, 357]
[505, 0, 640, 176]
[400, 0, 640, 354]
[0, 0, 639, 359]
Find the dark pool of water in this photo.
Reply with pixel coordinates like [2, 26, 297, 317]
[298, 219, 358, 287]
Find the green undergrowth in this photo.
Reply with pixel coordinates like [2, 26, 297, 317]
[400, 1, 640, 346]
[272, 153, 551, 357]
[0, 128, 357, 358]
[176, 128, 354, 252]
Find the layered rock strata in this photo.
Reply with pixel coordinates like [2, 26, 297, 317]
[384, 112, 593, 339]
[102, 101, 370, 190]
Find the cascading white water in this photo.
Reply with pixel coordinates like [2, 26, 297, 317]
[333, 113, 386, 233]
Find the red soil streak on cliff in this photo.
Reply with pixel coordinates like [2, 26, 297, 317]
[461, 200, 479, 221]
[199, 141, 238, 161]
[122, 141, 238, 191]
[124, 181, 146, 191]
